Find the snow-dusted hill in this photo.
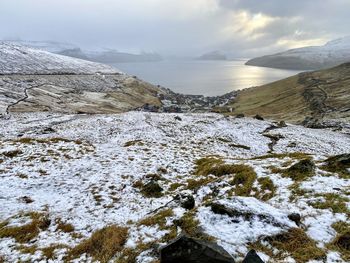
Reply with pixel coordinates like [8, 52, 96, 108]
[2, 40, 78, 54]
[0, 42, 120, 75]
[0, 112, 349, 262]
[246, 36, 350, 70]
[0, 42, 165, 114]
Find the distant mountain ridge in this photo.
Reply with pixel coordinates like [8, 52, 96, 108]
[246, 36, 350, 70]
[3, 40, 163, 63]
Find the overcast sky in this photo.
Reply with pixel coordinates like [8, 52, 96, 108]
[0, 0, 349, 57]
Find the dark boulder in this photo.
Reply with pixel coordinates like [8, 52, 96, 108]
[254, 114, 264, 121]
[288, 213, 301, 226]
[324, 154, 350, 173]
[160, 234, 235, 263]
[236, 114, 245, 118]
[175, 192, 195, 210]
[242, 250, 264, 263]
[175, 116, 182, 121]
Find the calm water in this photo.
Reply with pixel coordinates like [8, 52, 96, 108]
[111, 60, 302, 96]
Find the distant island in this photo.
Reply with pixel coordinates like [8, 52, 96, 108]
[197, 51, 227, 60]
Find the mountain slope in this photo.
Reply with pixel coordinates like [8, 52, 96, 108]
[246, 36, 350, 70]
[229, 63, 350, 126]
[0, 42, 164, 114]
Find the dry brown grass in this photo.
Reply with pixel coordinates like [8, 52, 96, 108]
[139, 209, 174, 230]
[66, 225, 128, 263]
[263, 228, 325, 262]
[0, 212, 50, 243]
[56, 220, 75, 233]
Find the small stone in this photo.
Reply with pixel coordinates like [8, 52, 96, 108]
[175, 192, 195, 210]
[278, 121, 287, 127]
[242, 250, 264, 263]
[20, 196, 34, 204]
[288, 213, 302, 226]
[236, 113, 245, 118]
[254, 114, 264, 121]
[174, 116, 182, 121]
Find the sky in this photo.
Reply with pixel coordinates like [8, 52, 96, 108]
[0, 0, 349, 57]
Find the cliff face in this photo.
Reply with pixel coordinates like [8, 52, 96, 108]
[229, 63, 350, 126]
[0, 42, 164, 115]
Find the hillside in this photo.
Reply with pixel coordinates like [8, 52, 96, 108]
[0, 112, 349, 262]
[246, 36, 350, 70]
[229, 63, 350, 127]
[0, 42, 164, 114]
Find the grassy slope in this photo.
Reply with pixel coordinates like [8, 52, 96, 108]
[229, 63, 350, 124]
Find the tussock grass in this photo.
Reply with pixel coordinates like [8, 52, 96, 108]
[2, 149, 23, 158]
[321, 154, 350, 179]
[228, 165, 257, 196]
[310, 193, 349, 214]
[256, 177, 276, 201]
[0, 212, 50, 243]
[123, 140, 144, 147]
[139, 209, 174, 230]
[56, 219, 75, 233]
[252, 152, 311, 160]
[67, 225, 128, 263]
[265, 228, 326, 263]
[328, 221, 350, 260]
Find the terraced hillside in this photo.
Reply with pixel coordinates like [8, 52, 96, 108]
[229, 63, 350, 127]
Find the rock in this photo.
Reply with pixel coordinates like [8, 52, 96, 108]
[242, 250, 264, 263]
[287, 142, 297, 148]
[160, 234, 235, 263]
[175, 193, 195, 210]
[20, 196, 34, 204]
[141, 181, 163, 198]
[42, 127, 56, 134]
[287, 159, 315, 174]
[254, 114, 264, 121]
[175, 116, 182, 121]
[288, 213, 301, 226]
[236, 113, 245, 118]
[278, 121, 287, 127]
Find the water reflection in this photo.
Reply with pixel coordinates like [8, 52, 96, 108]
[111, 60, 302, 96]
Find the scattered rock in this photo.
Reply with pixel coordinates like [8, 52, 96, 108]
[287, 159, 315, 175]
[174, 192, 195, 210]
[236, 113, 245, 118]
[160, 234, 235, 263]
[254, 114, 264, 121]
[174, 116, 182, 121]
[42, 127, 56, 134]
[287, 142, 297, 148]
[288, 213, 301, 226]
[141, 181, 163, 198]
[242, 250, 265, 263]
[278, 121, 287, 127]
[20, 196, 34, 204]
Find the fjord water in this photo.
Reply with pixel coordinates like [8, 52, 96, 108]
[111, 60, 302, 96]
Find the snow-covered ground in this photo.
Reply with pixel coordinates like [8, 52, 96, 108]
[0, 112, 349, 262]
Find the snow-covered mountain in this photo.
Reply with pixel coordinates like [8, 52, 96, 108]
[2, 40, 78, 54]
[246, 36, 350, 70]
[0, 42, 119, 75]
